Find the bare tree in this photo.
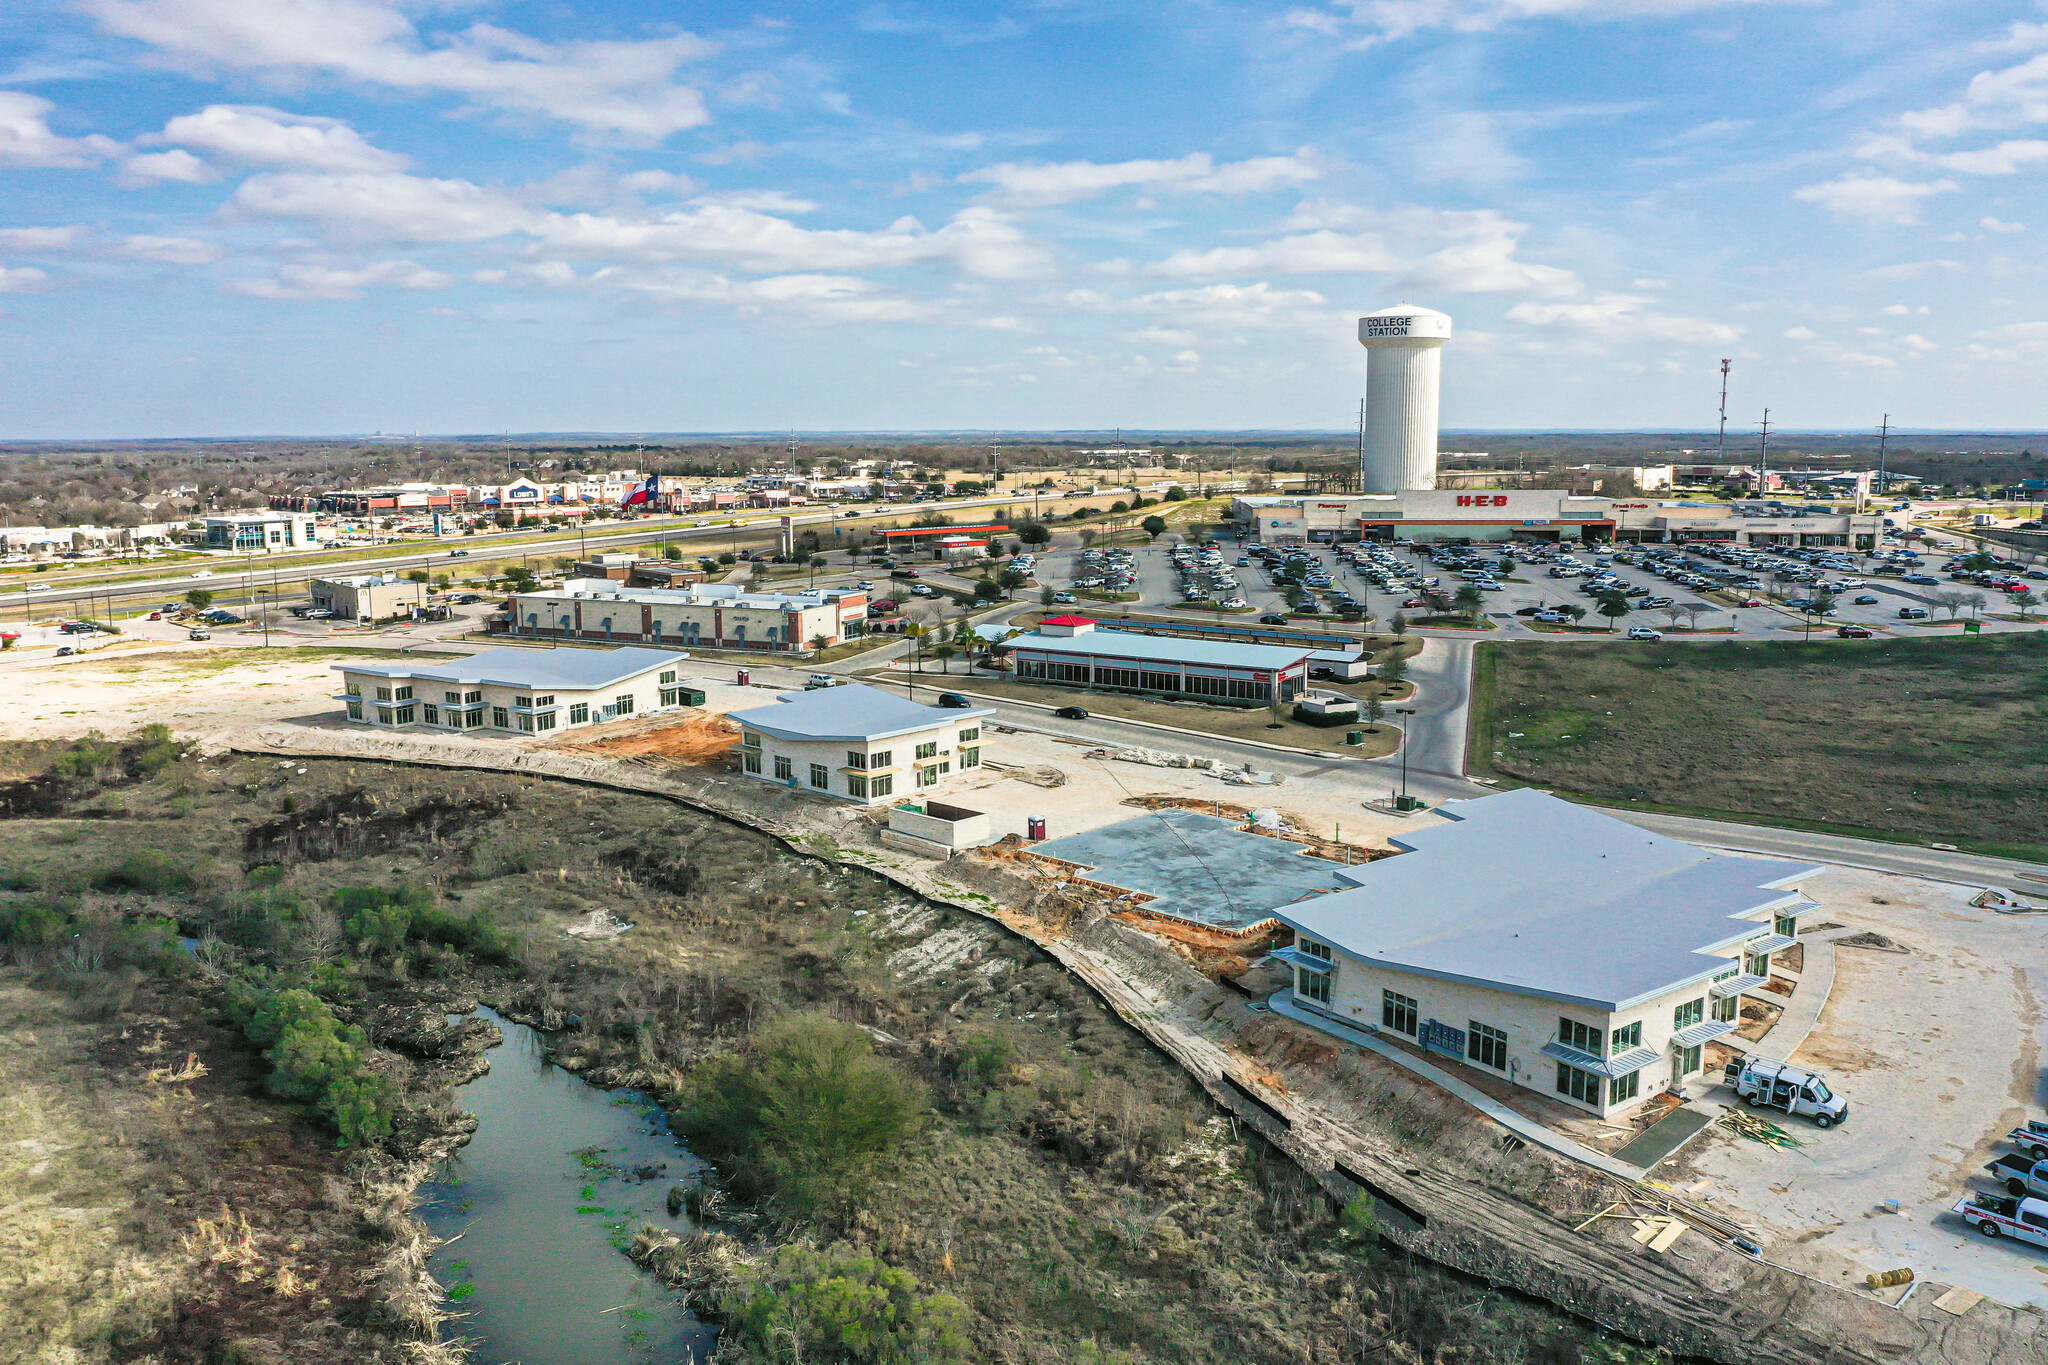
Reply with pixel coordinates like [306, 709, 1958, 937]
[1964, 591, 1988, 619]
[1661, 604, 1688, 630]
[1933, 589, 1971, 620]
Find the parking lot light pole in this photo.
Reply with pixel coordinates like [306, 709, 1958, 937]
[1394, 707, 1417, 802]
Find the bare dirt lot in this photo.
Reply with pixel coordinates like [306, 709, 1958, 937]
[1673, 865, 2048, 1309]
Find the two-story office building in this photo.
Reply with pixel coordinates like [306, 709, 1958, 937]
[334, 647, 692, 734]
[1272, 789, 1819, 1119]
[500, 580, 867, 653]
[204, 512, 322, 552]
[727, 684, 992, 805]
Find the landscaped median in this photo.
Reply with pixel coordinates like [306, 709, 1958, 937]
[1468, 632, 2048, 863]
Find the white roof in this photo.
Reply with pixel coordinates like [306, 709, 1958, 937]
[1005, 627, 1311, 672]
[1279, 788, 1819, 1011]
[337, 646, 684, 691]
[728, 683, 991, 743]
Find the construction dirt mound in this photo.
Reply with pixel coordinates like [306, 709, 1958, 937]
[558, 711, 741, 766]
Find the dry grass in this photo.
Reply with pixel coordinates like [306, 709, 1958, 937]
[1482, 633, 2048, 858]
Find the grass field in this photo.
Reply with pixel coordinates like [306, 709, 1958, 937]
[1475, 634, 2048, 860]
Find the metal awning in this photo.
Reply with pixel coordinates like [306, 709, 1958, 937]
[1711, 972, 1769, 999]
[1744, 933, 1798, 955]
[1542, 1041, 1661, 1079]
[1271, 946, 1333, 974]
[1672, 1019, 1737, 1048]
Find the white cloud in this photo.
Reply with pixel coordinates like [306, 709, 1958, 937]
[120, 234, 224, 264]
[1897, 333, 1936, 352]
[225, 168, 1052, 278]
[1793, 174, 1956, 225]
[1282, 0, 1779, 50]
[1982, 215, 2025, 233]
[1150, 202, 1578, 297]
[228, 170, 540, 243]
[688, 189, 819, 213]
[229, 258, 452, 300]
[85, 0, 715, 139]
[0, 226, 87, 250]
[1858, 258, 1964, 283]
[1506, 292, 1739, 344]
[617, 169, 701, 196]
[1082, 280, 1333, 332]
[0, 91, 119, 168]
[149, 105, 412, 172]
[1923, 138, 2048, 174]
[0, 265, 50, 292]
[586, 267, 938, 322]
[119, 148, 214, 183]
[1783, 326, 1816, 340]
[961, 150, 1320, 207]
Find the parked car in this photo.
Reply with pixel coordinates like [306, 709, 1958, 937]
[936, 693, 973, 709]
[1726, 1056, 1848, 1128]
[1836, 625, 1873, 638]
[1988, 1154, 2048, 1199]
[1897, 606, 1930, 619]
[1954, 1193, 2048, 1247]
[1625, 627, 1662, 640]
[1852, 594, 1879, 605]
[1257, 614, 1289, 625]
[1052, 705, 1089, 719]
[187, 628, 211, 640]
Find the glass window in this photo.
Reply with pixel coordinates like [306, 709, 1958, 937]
[1673, 998, 1705, 1030]
[661, 688, 679, 706]
[1610, 1069, 1641, 1104]
[375, 686, 392, 701]
[958, 727, 980, 742]
[492, 706, 509, 728]
[1558, 1018, 1603, 1055]
[809, 763, 828, 789]
[1382, 990, 1417, 1035]
[846, 774, 869, 799]
[1299, 939, 1332, 961]
[1611, 1021, 1641, 1053]
[569, 703, 589, 724]
[514, 695, 532, 708]
[916, 741, 939, 760]
[535, 695, 554, 706]
[960, 746, 980, 768]
[444, 691, 460, 704]
[1468, 1022, 1508, 1071]
[774, 755, 793, 780]
[1774, 912, 1799, 938]
[535, 712, 556, 732]
[870, 774, 893, 797]
[742, 730, 761, 748]
[1676, 1043, 1702, 1077]
[1713, 994, 1739, 1023]
[346, 700, 363, 720]
[465, 690, 482, 704]
[1556, 1063, 1603, 1107]
[660, 669, 677, 684]
[847, 751, 868, 769]
[395, 705, 415, 724]
[517, 714, 534, 732]
[423, 704, 439, 725]
[395, 685, 413, 701]
[871, 749, 892, 768]
[614, 693, 635, 714]
[345, 683, 362, 697]
[744, 751, 762, 774]
[1297, 969, 1331, 1004]
[1745, 950, 1771, 977]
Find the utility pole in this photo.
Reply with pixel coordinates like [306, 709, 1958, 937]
[1716, 359, 1732, 465]
[1875, 414, 1892, 507]
[1356, 397, 1367, 494]
[1757, 408, 1773, 501]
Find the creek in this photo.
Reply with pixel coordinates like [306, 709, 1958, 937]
[418, 1007, 718, 1364]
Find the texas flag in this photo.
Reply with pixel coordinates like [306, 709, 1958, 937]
[619, 474, 658, 508]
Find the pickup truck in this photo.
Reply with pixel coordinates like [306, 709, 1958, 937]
[1985, 1154, 2048, 1198]
[2008, 1120, 2048, 1162]
[1955, 1193, 2048, 1247]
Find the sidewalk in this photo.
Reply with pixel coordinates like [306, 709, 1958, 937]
[1265, 992, 1646, 1180]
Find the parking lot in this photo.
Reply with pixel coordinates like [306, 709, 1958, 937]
[1673, 864, 2048, 1308]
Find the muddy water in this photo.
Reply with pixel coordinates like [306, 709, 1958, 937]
[418, 1007, 717, 1364]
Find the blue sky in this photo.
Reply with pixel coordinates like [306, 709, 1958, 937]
[2, 0, 2047, 437]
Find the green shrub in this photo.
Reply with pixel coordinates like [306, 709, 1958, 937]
[244, 987, 395, 1147]
[94, 851, 194, 895]
[677, 1015, 926, 1219]
[0, 903, 66, 946]
[722, 1242, 968, 1364]
[0, 866, 42, 893]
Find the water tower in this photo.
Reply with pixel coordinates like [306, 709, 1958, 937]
[1357, 304, 1452, 493]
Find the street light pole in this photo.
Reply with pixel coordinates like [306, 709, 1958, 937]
[1394, 706, 1416, 804]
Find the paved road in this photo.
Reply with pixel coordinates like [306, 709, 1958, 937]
[1601, 807, 2048, 887]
